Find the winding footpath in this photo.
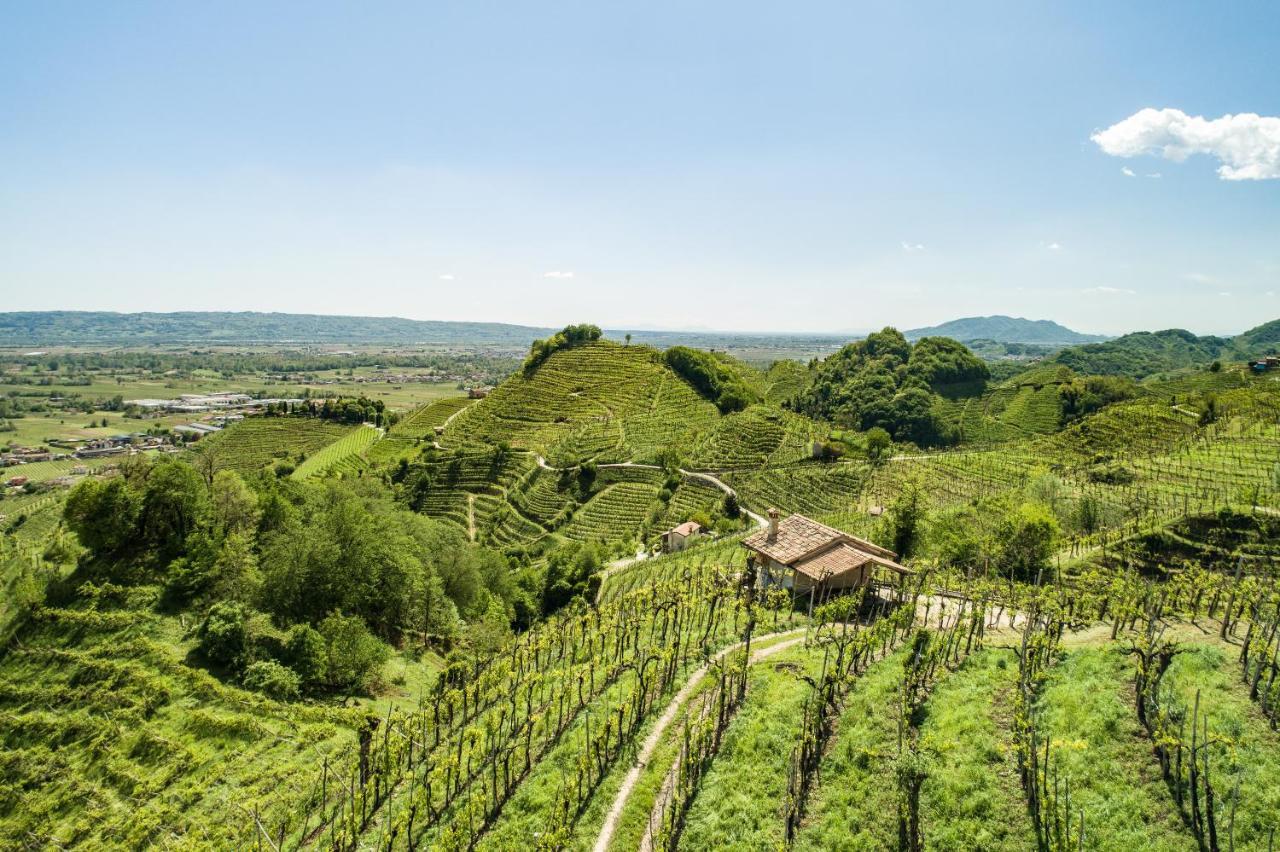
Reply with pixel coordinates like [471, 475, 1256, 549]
[592, 628, 809, 852]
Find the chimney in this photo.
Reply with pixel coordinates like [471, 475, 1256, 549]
[767, 508, 780, 540]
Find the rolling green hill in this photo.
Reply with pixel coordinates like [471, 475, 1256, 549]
[904, 315, 1106, 344]
[443, 338, 721, 465]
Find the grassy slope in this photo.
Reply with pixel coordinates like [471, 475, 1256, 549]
[676, 644, 823, 850]
[792, 649, 909, 851]
[1160, 642, 1280, 848]
[1034, 645, 1194, 852]
[918, 648, 1036, 851]
[0, 586, 356, 848]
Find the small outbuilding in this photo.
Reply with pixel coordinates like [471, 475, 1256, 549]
[663, 520, 704, 553]
[742, 509, 910, 593]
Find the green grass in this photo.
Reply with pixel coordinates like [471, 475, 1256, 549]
[677, 643, 824, 851]
[918, 648, 1036, 851]
[792, 648, 910, 851]
[1033, 645, 1195, 852]
[1159, 642, 1280, 849]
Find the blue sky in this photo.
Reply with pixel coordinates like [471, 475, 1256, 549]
[2, 2, 1278, 336]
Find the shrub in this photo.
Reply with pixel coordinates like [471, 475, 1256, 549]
[197, 601, 250, 669]
[242, 660, 301, 701]
[319, 613, 391, 691]
[998, 503, 1059, 581]
[285, 624, 328, 689]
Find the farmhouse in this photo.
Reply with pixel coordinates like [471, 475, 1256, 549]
[663, 520, 704, 553]
[742, 509, 910, 593]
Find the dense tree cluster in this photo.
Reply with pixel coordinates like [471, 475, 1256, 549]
[63, 457, 521, 696]
[1051, 328, 1230, 379]
[1058, 375, 1138, 423]
[522, 323, 603, 376]
[303, 395, 391, 426]
[663, 346, 760, 414]
[789, 329, 987, 447]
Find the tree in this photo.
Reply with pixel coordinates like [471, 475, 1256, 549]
[864, 427, 892, 463]
[197, 601, 251, 669]
[319, 612, 391, 692]
[887, 482, 926, 559]
[285, 624, 329, 690]
[625, 333, 632, 346]
[139, 460, 209, 561]
[188, 439, 225, 488]
[1075, 494, 1102, 535]
[64, 477, 140, 558]
[206, 531, 261, 603]
[999, 503, 1059, 581]
[208, 470, 260, 537]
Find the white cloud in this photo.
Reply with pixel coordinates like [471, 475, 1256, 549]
[1219, 291, 1232, 297]
[438, 274, 455, 281]
[1082, 286, 1136, 295]
[1267, 291, 1276, 298]
[1146, 172, 1162, 178]
[900, 241, 925, 252]
[1045, 241, 1063, 251]
[1121, 167, 1136, 177]
[542, 270, 575, 279]
[1183, 272, 1216, 285]
[1091, 108, 1280, 180]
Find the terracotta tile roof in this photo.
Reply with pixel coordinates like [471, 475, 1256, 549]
[670, 521, 703, 537]
[792, 542, 872, 581]
[743, 514, 847, 564]
[742, 513, 911, 576]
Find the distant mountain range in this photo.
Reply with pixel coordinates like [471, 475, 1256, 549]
[0, 311, 554, 349]
[904, 316, 1108, 344]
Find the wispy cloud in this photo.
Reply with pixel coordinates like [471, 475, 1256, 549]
[1044, 241, 1063, 251]
[1091, 107, 1280, 180]
[1121, 167, 1136, 177]
[1219, 292, 1233, 297]
[1183, 272, 1216, 286]
[542, 270, 575, 279]
[1082, 286, 1136, 295]
[438, 274, 455, 281]
[900, 241, 925, 252]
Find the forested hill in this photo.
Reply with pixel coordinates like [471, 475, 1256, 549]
[0, 311, 554, 348]
[1048, 319, 1280, 379]
[903, 315, 1106, 344]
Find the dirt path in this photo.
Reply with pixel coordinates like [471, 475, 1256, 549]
[466, 494, 476, 541]
[593, 629, 808, 852]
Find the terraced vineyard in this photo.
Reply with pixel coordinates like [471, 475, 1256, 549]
[563, 481, 662, 544]
[388, 395, 473, 438]
[290, 423, 382, 480]
[202, 418, 353, 472]
[687, 404, 819, 470]
[724, 462, 869, 517]
[0, 457, 112, 485]
[442, 341, 720, 464]
[0, 585, 358, 848]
